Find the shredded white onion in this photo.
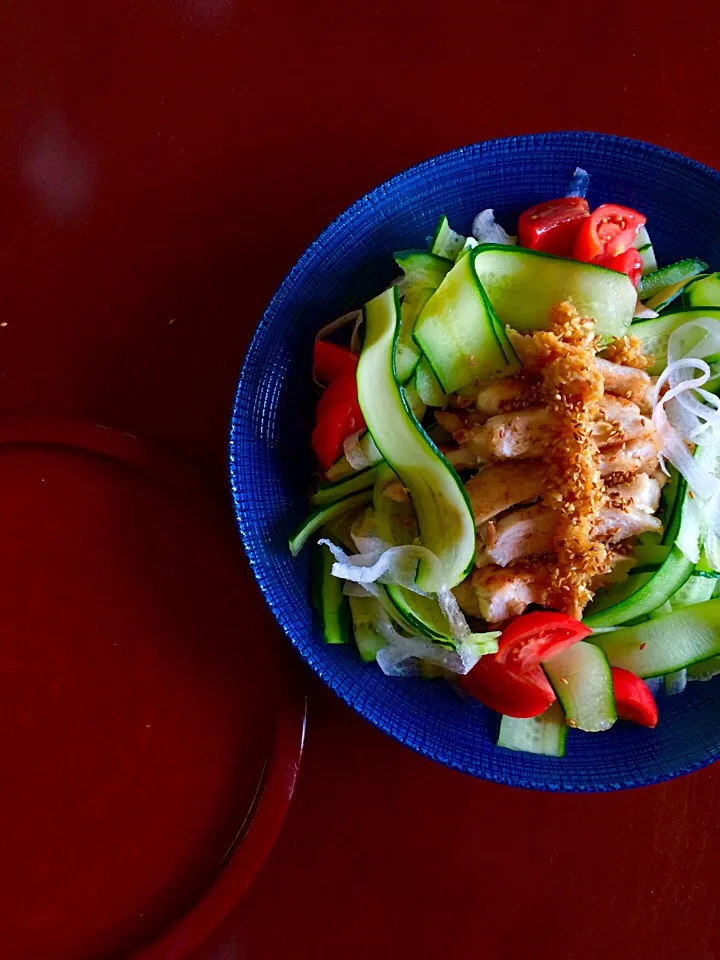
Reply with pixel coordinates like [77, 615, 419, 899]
[471, 209, 515, 245]
[319, 538, 498, 672]
[565, 166, 590, 199]
[343, 430, 381, 470]
[318, 538, 443, 594]
[373, 607, 498, 677]
[437, 587, 471, 639]
[651, 322, 720, 501]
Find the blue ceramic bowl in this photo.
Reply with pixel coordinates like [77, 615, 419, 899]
[230, 132, 720, 792]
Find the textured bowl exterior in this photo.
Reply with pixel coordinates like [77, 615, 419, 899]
[230, 132, 720, 792]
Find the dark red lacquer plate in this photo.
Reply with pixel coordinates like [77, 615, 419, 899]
[0, 418, 305, 960]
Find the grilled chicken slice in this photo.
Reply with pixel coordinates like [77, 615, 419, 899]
[481, 505, 556, 566]
[434, 410, 468, 437]
[459, 396, 651, 461]
[593, 395, 653, 446]
[456, 565, 548, 623]
[598, 435, 660, 477]
[439, 445, 480, 471]
[483, 475, 663, 566]
[464, 461, 548, 527]
[473, 378, 534, 416]
[507, 330, 656, 413]
[596, 357, 655, 415]
[460, 407, 554, 460]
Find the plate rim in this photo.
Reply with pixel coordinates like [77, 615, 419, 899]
[0, 416, 307, 957]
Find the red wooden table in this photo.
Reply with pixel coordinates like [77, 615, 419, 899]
[3, 2, 720, 958]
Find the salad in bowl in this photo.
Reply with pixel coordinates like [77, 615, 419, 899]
[289, 167, 720, 760]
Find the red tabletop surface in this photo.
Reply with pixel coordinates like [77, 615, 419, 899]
[3, 2, 720, 958]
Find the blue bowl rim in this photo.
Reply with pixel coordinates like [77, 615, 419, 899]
[230, 131, 720, 792]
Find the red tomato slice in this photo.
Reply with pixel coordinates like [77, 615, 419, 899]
[518, 197, 590, 256]
[313, 341, 359, 384]
[573, 203, 646, 262]
[461, 654, 556, 718]
[596, 248, 643, 288]
[311, 402, 364, 469]
[611, 667, 658, 728]
[496, 611, 591, 671]
[316, 369, 360, 423]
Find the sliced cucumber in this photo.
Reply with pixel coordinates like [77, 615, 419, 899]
[633, 225, 657, 275]
[650, 600, 673, 620]
[324, 454, 355, 483]
[631, 307, 720, 375]
[592, 599, 720, 677]
[385, 585, 452, 641]
[586, 572, 656, 616]
[358, 287, 476, 590]
[414, 249, 514, 394]
[430, 214, 466, 260]
[687, 656, 720, 681]
[497, 702, 567, 758]
[633, 544, 671, 572]
[372, 465, 461, 640]
[638, 257, 708, 311]
[288, 489, 373, 556]
[543, 641, 616, 732]
[585, 548, 693, 628]
[393, 250, 453, 383]
[312, 542, 349, 644]
[660, 468, 682, 544]
[670, 573, 716, 609]
[395, 250, 453, 288]
[402, 380, 426, 423]
[684, 271, 720, 308]
[473, 244, 637, 339]
[455, 236, 479, 262]
[348, 594, 386, 662]
[311, 464, 380, 507]
[372, 462, 415, 546]
[414, 357, 449, 407]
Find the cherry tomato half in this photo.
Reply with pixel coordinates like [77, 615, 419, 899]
[311, 401, 365, 469]
[518, 197, 590, 257]
[461, 654, 556, 718]
[611, 667, 658, 728]
[496, 611, 591, 672]
[573, 203, 646, 263]
[316, 369, 360, 423]
[313, 341, 359, 384]
[596, 248, 644, 288]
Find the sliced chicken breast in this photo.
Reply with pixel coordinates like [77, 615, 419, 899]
[465, 565, 548, 623]
[464, 461, 549, 527]
[596, 357, 655, 415]
[473, 378, 534, 416]
[460, 408, 554, 460]
[484, 475, 663, 565]
[593, 395, 653, 446]
[598, 435, 660, 477]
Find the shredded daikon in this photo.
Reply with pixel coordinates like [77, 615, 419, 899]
[471, 209, 516, 246]
[343, 430, 381, 470]
[565, 166, 590, 198]
[651, 318, 720, 501]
